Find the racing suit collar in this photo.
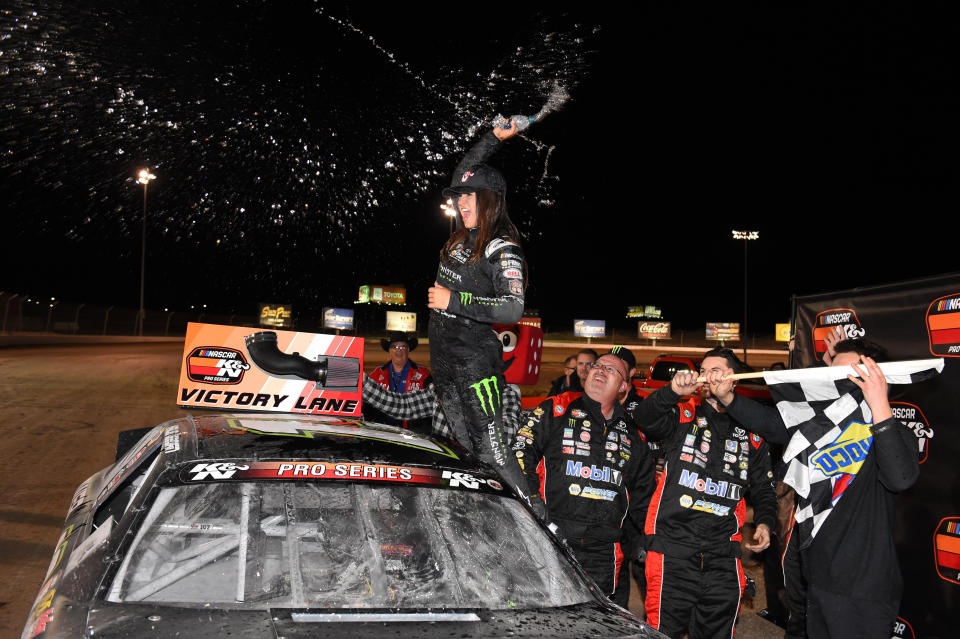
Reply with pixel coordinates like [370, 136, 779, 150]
[579, 391, 628, 426]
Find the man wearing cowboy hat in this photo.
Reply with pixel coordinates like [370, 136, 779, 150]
[367, 332, 432, 428]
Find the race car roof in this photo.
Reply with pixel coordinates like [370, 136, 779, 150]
[173, 413, 475, 469]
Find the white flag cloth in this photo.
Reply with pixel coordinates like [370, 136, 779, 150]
[761, 359, 943, 545]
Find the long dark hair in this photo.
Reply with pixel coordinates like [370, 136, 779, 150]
[441, 189, 522, 265]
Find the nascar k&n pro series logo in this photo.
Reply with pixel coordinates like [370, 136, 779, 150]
[186, 346, 250, 384]
[934, 517, 960, 586]
[926, 292, 960, 356]
[813, 308, 865, 362]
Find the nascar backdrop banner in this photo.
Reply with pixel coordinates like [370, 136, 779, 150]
[791, 272, 960, 636]
[178, 323, 363, 417]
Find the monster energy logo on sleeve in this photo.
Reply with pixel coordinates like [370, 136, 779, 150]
[471, 376, 500, 416]
[460, 292, 473, 305]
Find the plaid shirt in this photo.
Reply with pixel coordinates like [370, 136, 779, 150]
[362, 375, 522, 441]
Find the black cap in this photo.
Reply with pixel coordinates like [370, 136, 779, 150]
[381, 332, 418, 352]
[607, 346, 636, 373]
[442, 163, 506, 199]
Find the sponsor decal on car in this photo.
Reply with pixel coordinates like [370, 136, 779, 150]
[177, 461, 502, 491]
[163, 423, 181, 453]
[66, 480, 90, 518]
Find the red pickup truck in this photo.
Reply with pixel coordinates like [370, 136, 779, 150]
[634, 354, 772, 404]
[520, 353, 772, 410]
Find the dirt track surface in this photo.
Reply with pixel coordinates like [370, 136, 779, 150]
[0, 341, 786, 637]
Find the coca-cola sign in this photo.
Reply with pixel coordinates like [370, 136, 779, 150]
[639, 321, 671, 339]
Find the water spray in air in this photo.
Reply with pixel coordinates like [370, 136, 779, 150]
[492, 82, 571, 132]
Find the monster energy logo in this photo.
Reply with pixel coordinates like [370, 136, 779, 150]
[612, 346, 625, 355]
[471, 376, 500, 416]
[460, 292, 473, 305]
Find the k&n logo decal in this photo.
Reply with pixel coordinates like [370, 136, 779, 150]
[186, 346, 250, 384]
[889, 402, 934, 464]
[812, 308, 865, 362]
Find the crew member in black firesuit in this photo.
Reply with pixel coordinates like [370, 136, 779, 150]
[512, 350, 655, 604]
[607, 346, 659, 604]
[426, 120, 528, 494]
[632, 347, 777, 639]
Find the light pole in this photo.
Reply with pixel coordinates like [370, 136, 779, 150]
[137, 169, 156, 336]
[440, 199, 456, 234]
[731, 230, 759, 363]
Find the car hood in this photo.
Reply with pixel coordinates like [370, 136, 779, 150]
[85, 601, 662, 638]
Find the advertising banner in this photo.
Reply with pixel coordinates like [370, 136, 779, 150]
[574, 319, 606, 338]
[386, 311, 417, 333]
[258, 303, 293, 329]
[627, 305, 662, 318]
[705, 322, 740, 341]
[638, 321, 671, 340]
[323, 307, 354, 330]
[178, 323, 363, 417]
[791, 272, 960, 635]
[775, 322, 791, 342]
[357, 285, 406, 305]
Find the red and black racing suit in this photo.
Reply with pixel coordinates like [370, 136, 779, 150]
[633, 385, 777, 639]
[429, 132, 527, 492]
[512, 392, 655, 602]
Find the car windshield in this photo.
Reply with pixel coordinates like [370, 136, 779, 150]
[108, 482, 594, 610]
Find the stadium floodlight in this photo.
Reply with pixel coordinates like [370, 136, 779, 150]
[731, 230, 760, 363]
[137, 169, 157, 336]
[441, 198, 457, 233]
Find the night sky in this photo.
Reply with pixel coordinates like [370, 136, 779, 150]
[2, 2, 958, 334]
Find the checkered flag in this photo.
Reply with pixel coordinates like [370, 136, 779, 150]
[761, 359, 943, 547]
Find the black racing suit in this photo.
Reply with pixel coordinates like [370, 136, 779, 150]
[512, 392, 655, 603]
[633, 386, 777, 639]
[429, 133, 527, 493]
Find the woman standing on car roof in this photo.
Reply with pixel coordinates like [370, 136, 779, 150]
[427, 120, 528, 494]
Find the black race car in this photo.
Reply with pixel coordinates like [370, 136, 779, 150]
[23, 414, 663, 638]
